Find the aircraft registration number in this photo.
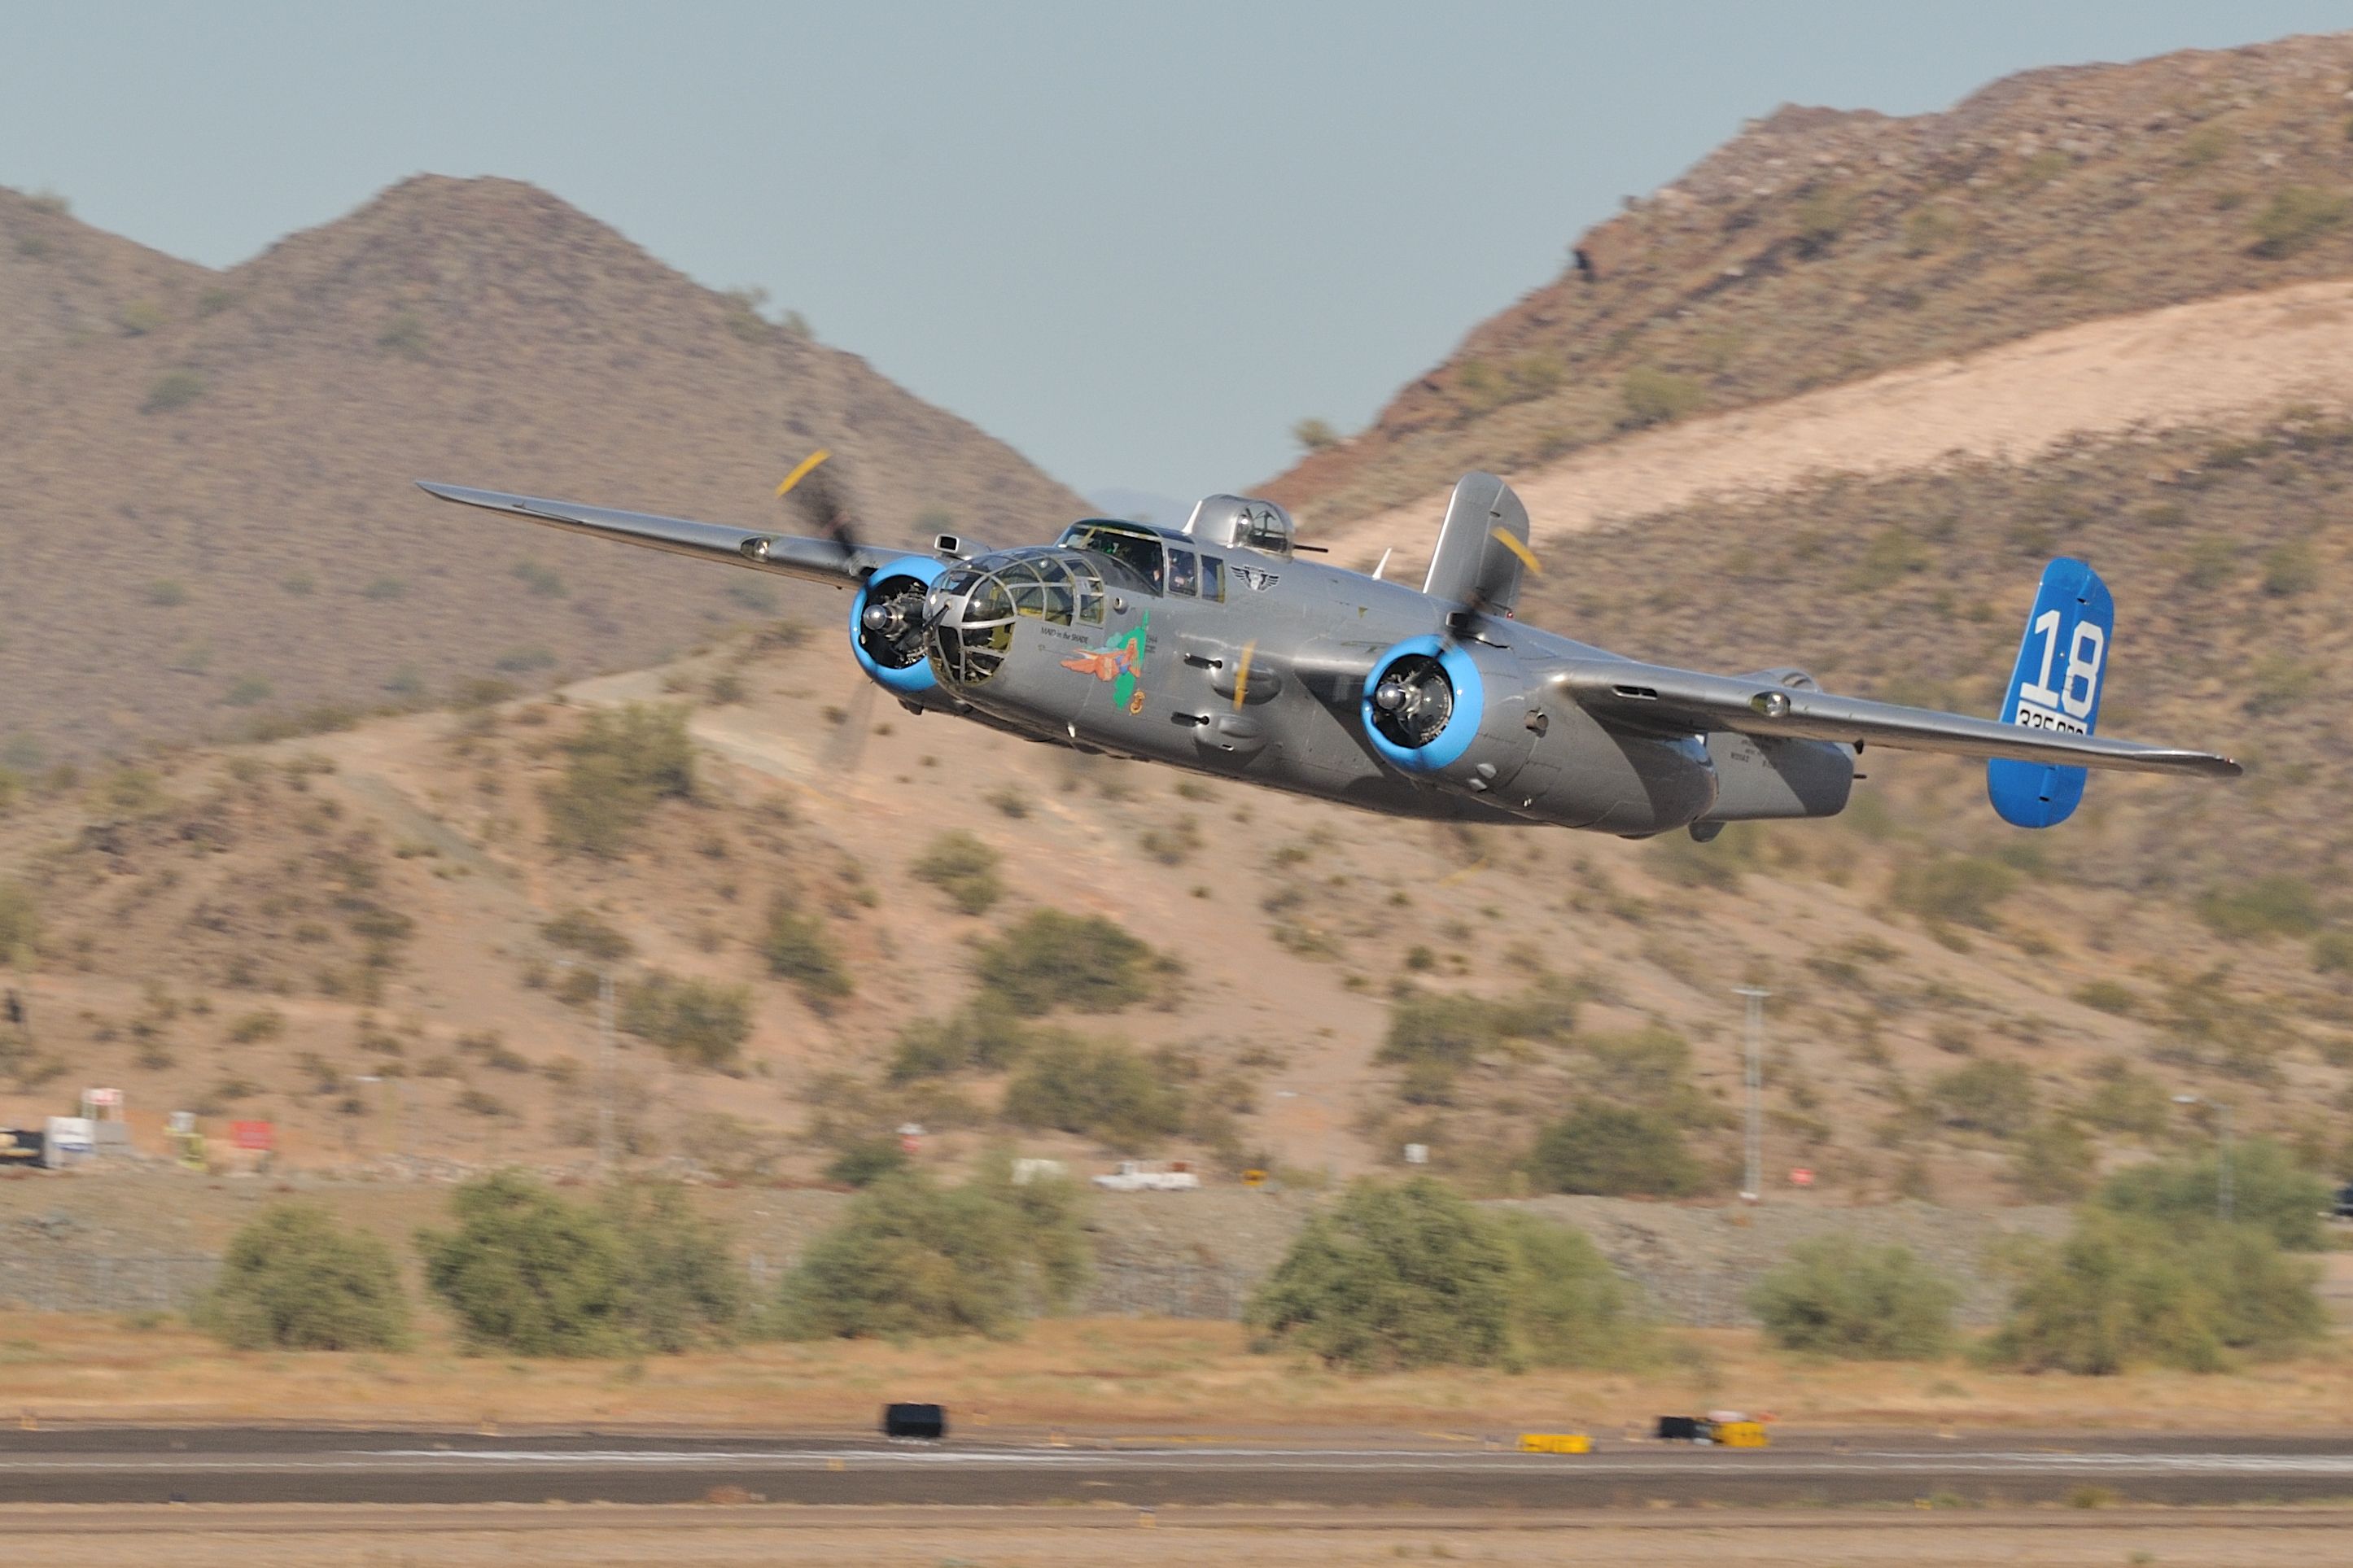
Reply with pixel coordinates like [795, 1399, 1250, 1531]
[2012, 701, 2088, 736]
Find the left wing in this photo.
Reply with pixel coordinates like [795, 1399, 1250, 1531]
[416, 481, 909, 587]
[1552, 658, 2241, 779]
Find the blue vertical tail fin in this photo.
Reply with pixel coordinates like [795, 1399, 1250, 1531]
[1988, 558, 2113, 828]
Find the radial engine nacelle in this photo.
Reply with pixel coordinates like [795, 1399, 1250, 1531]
[1362, 640, 1852, 835]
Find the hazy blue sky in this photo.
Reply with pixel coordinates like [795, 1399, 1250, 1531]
[5, 2, 2347, 509]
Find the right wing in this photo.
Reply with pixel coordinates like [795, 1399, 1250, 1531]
[416, 481, 912, 587]
[1552, 658, 2241, 779]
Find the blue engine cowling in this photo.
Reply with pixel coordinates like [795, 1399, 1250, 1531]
[1361, 635, 1540, 801]
[849, 556, 949, 695]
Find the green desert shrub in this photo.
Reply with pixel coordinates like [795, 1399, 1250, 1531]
[540, 703, 695, 857]
[2008, 1116, 2097, 1202]
[1001, 1033, 1185, 1147]
[197, 1203, 410, 1351]
[619, 971, 752, 1068]
[910, 829, 1004, 915]
[2250, 185, 2351, 257]
[1749, 1236, 1957, 1359]
[772, 1160, 1090, 1339]
[1527, 1102, 1702, 1197]
[1986, 1210, 2323, 1374]
[0, 880, 37, 964]
[1890, 854, 2018, 928]
[141, 369, 206, 413]
[418, 1171, 634, 1356]
[2097, 1138, 2329, 1251]
[1248, 1181, 1646, 1373]
[761, 893, 852, 1006]
[1248, 1178, 1515, 1370]
[2195, 875, 2322, 941]
[601, 1181, 750, 1352]
[973, 909, 1166, 1013]
[542, 906, 633, 962]
[885, 998, 1026, 1082]
[1493, 1210, 1652, 1369]
[1620, 365, 1704, 428]
[823, 1138, 912, 1188]
[1927, 1057, 2039, 1138]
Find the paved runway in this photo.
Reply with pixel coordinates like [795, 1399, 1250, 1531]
[2, 1429, 2351, 1507]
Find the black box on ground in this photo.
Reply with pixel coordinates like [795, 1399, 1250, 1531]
[882, 1403, 947, 1440]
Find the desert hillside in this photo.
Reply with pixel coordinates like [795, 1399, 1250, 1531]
[0, 175, 1088, 764]
[1266, 30, 2353, 526]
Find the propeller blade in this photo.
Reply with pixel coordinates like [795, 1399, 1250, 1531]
[775, 448, 861, 547]
[821, 676, 880, 774]
[1233, 640, 1257, 711]
[1489, 525, 1542, 575]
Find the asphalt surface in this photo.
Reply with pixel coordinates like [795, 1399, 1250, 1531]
[2, 1428, 2351, 1508]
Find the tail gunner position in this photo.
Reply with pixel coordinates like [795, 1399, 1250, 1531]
[419, 462, 2237, 839]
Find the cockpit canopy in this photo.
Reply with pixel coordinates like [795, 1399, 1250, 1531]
[1183, 494, 1294, 558]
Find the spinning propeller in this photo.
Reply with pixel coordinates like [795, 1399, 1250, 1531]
[774, 449, 895, 775]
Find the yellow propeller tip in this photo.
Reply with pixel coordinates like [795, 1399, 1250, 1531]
[775, 448, 833, 498]
[1490, 526, 1542, 574]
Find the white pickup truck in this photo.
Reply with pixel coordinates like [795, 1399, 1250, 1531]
[1091, 1160, 1201, 1192]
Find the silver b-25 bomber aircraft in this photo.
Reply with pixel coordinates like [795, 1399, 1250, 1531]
[420, 461, 2238, 838]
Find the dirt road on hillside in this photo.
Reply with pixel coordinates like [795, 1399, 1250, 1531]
[1326, 278, 2353, 575]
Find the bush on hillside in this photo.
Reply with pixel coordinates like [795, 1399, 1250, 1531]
[1987, 1210, 2324, 1374]
[1889, 854, 2018, 928]
[1748, 1235, 1957, 1360]
[973, 910, 1166, 1014]
[0, 880, 37, 965]
[1527, 1102, 1702, 1197]
[619, 971, 752, 1068]
[1927, 1057, 2039, 1138]
[2008, 1116, 2097, 1202]
[1620, 365, 1704, 428]
[911, 830, 1004, 915]
[772, 1160, 1091, 1339]
[542, 906, 633, 962]
[2250, 186, 2351, 258]
[540, 703, 695, 857]
[1001, 1033, 1185, 1148]
[886, 999, 1026, 1082]
[2195, 875, 2322, 940]
[823, 1138, 911, 1188]
[2097, 1138, 2329, 1251]
[1247, 1178, 1515, 1371]
[1378, 976, 1584, 1072]
[196, 1202, 409, 1351]
[761, 892, 853, 1007]
[418, 1171, 634, 1356]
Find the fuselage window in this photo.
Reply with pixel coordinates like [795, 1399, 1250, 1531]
[1199, 556, 1225, 603]
[1167, 548, 1197, 596]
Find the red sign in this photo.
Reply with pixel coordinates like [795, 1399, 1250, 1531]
[230, 1120, 275, 1151]
[1789, 1167, 1814, 1187]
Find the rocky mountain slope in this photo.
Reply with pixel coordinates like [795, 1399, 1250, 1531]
[1265, 29, 2353, 526]
[0, 176, 1087, 764]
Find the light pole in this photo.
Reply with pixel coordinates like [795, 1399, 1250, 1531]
[2172, 1093, 2233, 1223]
[556, 958, 617, 1177]
[1733, 987, 1769, 1203]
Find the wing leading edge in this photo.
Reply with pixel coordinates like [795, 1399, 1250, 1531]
[1551, 659, 2241, 780]
[415, 481, 906, 587]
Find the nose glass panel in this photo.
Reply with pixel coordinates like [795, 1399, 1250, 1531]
[926, 552, 1104, 687]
